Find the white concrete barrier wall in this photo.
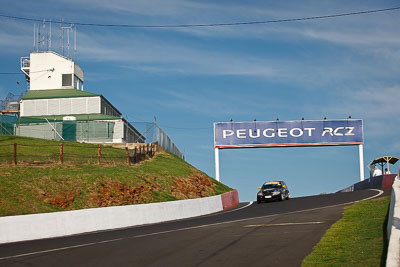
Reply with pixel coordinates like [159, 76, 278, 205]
[0, 195, 223, 244]
[386, 178, 400, 267]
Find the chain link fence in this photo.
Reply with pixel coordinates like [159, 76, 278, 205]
[133, 122, 184, 159]
[0, 115, 17, 135]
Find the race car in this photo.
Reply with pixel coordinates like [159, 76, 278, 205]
[257, 181, 290, 203]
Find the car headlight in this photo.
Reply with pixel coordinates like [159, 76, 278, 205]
[257, 192, 263, 196]
[272, 191, 281, 196]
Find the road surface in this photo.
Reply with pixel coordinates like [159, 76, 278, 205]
[0, 189, 386, 267]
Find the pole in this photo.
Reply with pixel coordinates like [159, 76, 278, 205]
[45, 118, 64, 140]
[13, 143, 17, 165]
[125, 147, 130, 165]
[134, 147, 137, 164]
[215, 147, 220, 182]
[97, 145, 101, 165]
[359, 144, 364, 181]
[59, 143, 63, 164]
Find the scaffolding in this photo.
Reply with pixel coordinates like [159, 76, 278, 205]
[0, 92, 24, 114]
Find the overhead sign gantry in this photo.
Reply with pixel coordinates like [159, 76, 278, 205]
[213, 119, 364, 182]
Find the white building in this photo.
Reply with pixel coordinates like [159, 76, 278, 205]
[21, 51, 84, 91]
[17, 51, 144, 143]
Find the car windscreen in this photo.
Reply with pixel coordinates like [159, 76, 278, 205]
[262, 184, 282, 189]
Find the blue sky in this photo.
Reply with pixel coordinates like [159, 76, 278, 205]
[1, 0, 399, 201]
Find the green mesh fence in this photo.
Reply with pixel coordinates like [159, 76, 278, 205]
[13, 121, 115, 143]
[0, 115, 17, 135]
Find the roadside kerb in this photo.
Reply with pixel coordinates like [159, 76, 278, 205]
[221, 190, 239, 210]
[386, 178, 400, 267]
[0, 190, 239, 244]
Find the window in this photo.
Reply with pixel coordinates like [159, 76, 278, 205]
[62, 74, 73, 87]
[74, 75, 83, 90]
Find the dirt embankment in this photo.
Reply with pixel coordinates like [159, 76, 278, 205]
[33, 171, 216, 209]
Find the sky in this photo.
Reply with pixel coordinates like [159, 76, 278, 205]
[1, 0, 400, 201]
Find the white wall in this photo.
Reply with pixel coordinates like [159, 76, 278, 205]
[15, 124, 56, 140]
[20, 96, 101, 116]
[113, 121, 124, 143]
[29, 52, 84, 90]
[0, 195, 223, 244]
[386, 178, 400, 267]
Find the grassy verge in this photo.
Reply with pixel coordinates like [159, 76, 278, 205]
[302, 196, 390, 267]
[0, 136, 233, 217]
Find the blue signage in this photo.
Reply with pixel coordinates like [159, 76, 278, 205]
[214, 119, 363, 148]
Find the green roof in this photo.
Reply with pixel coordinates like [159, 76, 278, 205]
[22, 89, 101, 100]
[18, 114, 122, 124]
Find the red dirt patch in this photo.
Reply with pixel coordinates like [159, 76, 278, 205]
[171, 172, 215, 199]
[89, 181, 157, 207]
[35, 188, 81, 209]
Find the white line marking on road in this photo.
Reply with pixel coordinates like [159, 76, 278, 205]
[0, 238, 123, 261]
[244, 222, 325, 227]
[0, 189, 384, 261]
[221, 201, 253, 214]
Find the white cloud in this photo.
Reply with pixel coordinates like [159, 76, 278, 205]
[345, 85, 400, 119]
[148, 87, 286, 119]
[75, 29, 279, 77]
[57, 0, 219, 18]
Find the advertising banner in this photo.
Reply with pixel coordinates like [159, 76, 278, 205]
[214, 119, 363, 148]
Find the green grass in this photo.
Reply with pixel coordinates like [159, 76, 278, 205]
[302, 196, 390, 267]
[0, 135, 234, 217]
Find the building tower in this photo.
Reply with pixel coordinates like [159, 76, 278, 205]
[16, 22, 144, 144]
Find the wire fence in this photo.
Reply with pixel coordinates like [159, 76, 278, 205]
[0, 115, 16, 135]
[0, 115, 184, 160]
[133, 122, 184, 159]
[0, 142, 158, 166]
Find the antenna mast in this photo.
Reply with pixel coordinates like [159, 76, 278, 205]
[59, 22, 77, 60]
[31, 19, 77, 59]
[33, 20, 52, 52]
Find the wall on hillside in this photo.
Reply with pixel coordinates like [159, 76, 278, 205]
[0, 191, 239, 244]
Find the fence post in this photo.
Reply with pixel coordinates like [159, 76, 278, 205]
[59, 143, 64, 164]
[97, 145, 101, 165]
[125, 147, 130, 166]
[13, 143, 17, 165]
[134, 147, 138, 164]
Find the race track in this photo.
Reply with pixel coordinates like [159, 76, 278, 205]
[0, 189, 386, 267]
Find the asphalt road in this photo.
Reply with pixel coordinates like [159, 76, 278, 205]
[0, 189, 387, 267]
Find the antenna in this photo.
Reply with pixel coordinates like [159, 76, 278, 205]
[33, 20, 52, 52]
[49, 19, 52, 51]
[74, 25, 77, 59]
[59, 22, 77, 60]
[37, 22, 40, 51]
[30, 19, 77, 59]
[33, 24, 35, 51]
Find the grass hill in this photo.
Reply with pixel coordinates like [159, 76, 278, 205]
[0, 135, 233, 217]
